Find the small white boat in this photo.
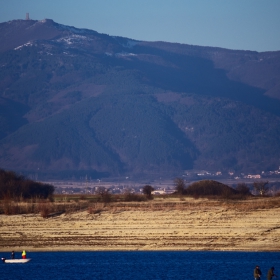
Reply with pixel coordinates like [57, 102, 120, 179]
[1, 257, 31, 263]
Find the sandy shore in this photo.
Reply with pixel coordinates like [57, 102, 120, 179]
[1, 197, 280, 252]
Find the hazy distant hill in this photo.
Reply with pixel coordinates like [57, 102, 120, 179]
[0, 19, 280, 179]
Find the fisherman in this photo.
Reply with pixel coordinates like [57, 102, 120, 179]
[254, 265, 262, 280]
[22, 250, 26, 259]
[11, 251, 15, 259]
[267, 267, 277, 280]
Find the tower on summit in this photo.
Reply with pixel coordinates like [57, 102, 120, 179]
[26, 13, 30, 20]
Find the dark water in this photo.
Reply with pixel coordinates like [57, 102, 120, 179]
[1, 251, 279, 280]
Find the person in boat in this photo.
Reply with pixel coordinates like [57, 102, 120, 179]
[22, 250, 26, 259]
[267, 267, 277, 280]
[254, 265, 262, 280]
[11, 251, 15, 259]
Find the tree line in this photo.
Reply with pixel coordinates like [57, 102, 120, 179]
[0, 169, 54, 200]
[173, 178, 276, 198]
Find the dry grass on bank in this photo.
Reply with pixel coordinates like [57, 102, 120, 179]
[1, 194, 280, 218]
[1, 195, 280, 252]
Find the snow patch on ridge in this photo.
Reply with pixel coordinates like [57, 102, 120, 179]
[115, 52, 137, 57]
[14, 42, 33, 50]
[125, 40, 139, 48]
[56, 35, 91, 45]
[112, 37, 139, 48]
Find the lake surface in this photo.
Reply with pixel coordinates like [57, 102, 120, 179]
[1, 251, 279, 280]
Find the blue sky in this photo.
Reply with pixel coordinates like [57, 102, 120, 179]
[1, 0, 280, 52]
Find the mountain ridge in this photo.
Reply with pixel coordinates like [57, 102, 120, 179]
[0, 19, 280, 179]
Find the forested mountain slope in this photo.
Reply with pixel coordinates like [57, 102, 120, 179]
[0, 19, 280, 179]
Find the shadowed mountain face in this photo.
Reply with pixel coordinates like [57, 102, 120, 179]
[0, 19, 280, 179]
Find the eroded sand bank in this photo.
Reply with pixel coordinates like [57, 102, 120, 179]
[1, 198, 280, 252]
